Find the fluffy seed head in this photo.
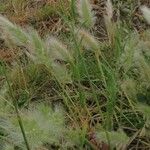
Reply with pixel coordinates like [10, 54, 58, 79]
[106, 0, 113, 21]
[51, 62, 72, 84]
[46, 37, 72, 62]
[76, 29, 99, 51]
[0, 15, 14, 28]
[77, 0, 95, 29]
[141, 6, 150, 24]
[0, 15, 28, 46]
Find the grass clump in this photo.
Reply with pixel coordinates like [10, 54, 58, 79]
[0, 0, 150, 149]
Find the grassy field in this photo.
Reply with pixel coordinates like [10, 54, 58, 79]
[0, 0, 150, 149]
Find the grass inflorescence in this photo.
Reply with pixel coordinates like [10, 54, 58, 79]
[0, 0, 150, 149]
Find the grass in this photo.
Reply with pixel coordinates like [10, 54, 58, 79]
[0, 0, 150, 149]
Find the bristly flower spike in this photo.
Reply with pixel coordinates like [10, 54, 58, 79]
[77, 0, 95, 29]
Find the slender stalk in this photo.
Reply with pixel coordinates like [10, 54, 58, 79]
[1, 61, 31, 150]
[70, 24, 105, 122]
[70, 0, 76, 22]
